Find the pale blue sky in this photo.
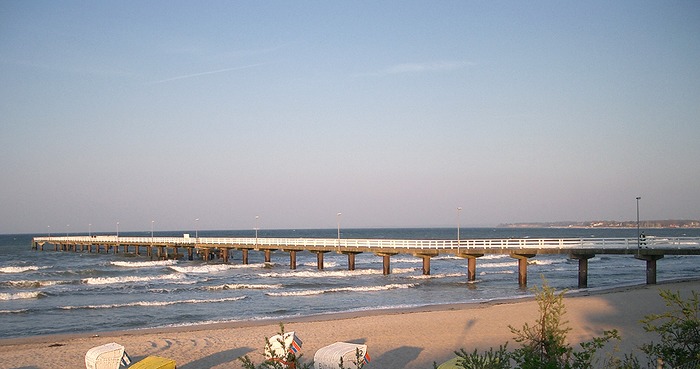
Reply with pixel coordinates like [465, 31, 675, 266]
[1, 1, 699, 234]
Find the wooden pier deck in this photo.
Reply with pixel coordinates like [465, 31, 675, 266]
[32, 235, 700, 288]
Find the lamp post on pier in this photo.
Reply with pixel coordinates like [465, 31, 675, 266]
[195, 218, 200, 240]
[336, 212, 342, 249]
[116, 221, 119, 238]
[636, 197, 641, 249]
[255, 215, 260, 245]
[89, 223, 92, 237]
[457, 206, 463, 245]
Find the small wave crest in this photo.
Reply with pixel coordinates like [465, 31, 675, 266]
[111, 260, 178, 268]
[169, 263, 265, 274]
[207, 283, 282, 290]
[266, 283, 416, 297]
[82, 273, 186, 285]
[60, 296, 246, 310]
[260, 269, 383, 278]
[0, 265, 48, 274]
[2, 280, 66, 288]
[0, 291, 45, 300]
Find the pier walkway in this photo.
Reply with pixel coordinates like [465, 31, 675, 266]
[32, 235, 700, 288]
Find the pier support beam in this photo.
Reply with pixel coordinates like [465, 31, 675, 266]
[459, 254, 484, 282]
[376, 253, 398, 275]
[187, 247, 194, 260]
[289, 251, 297, 270]
[222, 248, 229, 263]
[570, 254, 595, 288]
[264, 250, 271, 263]
[314, 251, 329, 270]
[635, 254, 664, 285]
[511, 253, 536, 287]
[341, 252, 361, 271]
[242, 249, 249, 264]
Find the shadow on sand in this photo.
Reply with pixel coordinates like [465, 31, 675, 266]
[179, 347, 254, 369]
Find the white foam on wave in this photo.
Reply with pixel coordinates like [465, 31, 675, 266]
[301, 261, 338, 268]
[266, 283, 416, 297]
[0, 265, 48, 274]
[207, 283, 282, 290]
[82, 273, 186, 285]
[169, 263, 266, 274]
[408, 272, 465, 280]
[0, 291, 44, 300]
[260, 268, 383, 278]
[60, 296, 246, 310]
[3, 280, 65, 288]
[111, 260, 178, 268]
[0, 308, 29, 314]
[480, 261, 518, 268]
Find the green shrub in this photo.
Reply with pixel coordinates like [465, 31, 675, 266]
[640, 289, 700, 367]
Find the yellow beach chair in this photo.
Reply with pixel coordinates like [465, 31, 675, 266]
[129, 356, 176, 369]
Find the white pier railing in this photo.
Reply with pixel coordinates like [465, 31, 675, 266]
[33, 236, 700, 251]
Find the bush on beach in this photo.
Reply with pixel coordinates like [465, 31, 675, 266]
[435, 278, 700, 369]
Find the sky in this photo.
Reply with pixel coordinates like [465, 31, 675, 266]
[1, 1, 699, 234]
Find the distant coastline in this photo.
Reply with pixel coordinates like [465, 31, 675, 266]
[499, 219, 700, 228]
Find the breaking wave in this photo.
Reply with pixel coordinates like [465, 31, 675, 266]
[82, 273, 186, 285]
[111, 260, 178, 268]
[207, 283, 282, 290]
[0, 291, 45, 300]
[266, 283, 416, 297]
[60, 296, 246, 310]
[0, 265, 49, 274]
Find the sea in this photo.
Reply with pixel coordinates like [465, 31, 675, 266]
[1, 227, 699, 340]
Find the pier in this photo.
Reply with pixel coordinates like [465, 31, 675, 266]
[32, 235, 700, 288]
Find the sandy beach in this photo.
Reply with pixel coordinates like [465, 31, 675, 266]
[1, 279, 697, 369]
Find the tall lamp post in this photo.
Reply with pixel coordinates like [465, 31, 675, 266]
[116, 221, 120, 238]
[89, 223, 92, 237]
[457, 207, 463, 252]
[336, 212, 342, 248]
[195, 218, 200, 240]
[636, 197, 641, 249]
[151, 220, 155, 243]
[255, 215, 260, 245]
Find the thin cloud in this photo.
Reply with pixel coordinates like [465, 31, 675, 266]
[148, 62, 271, 85]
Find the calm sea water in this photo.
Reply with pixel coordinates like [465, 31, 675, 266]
[1, 228, 699, 339]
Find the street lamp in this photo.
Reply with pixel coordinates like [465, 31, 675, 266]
[89, 223, 92, 237]
[47, 225, 51, 237]
[151, 220, 155, 238]
[195, 218, 200, 239]
[457, 207, 463, 249]
[636, 197, 641, 248]
[66, 224, 70, 237]
[336, 212, 342, 247]
[116, 221, 120, 238]
[255, 215, 260, 245]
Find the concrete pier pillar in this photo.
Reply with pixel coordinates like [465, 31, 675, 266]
[467, 257, 477, 281]
[511, 253, 536, 287]
[348, 253, 356, 271]
[222, 248, 229, 263]
[242, 249, 249, 264]
[289, 251, 297, 270]
[316, 252, 324, 270]
[382, 255, 391, 275]
[422, 256, 431, 275]
[264, 250, 271, 263]
[636, 254, 664, 284]
[570, 254, 595, 288]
